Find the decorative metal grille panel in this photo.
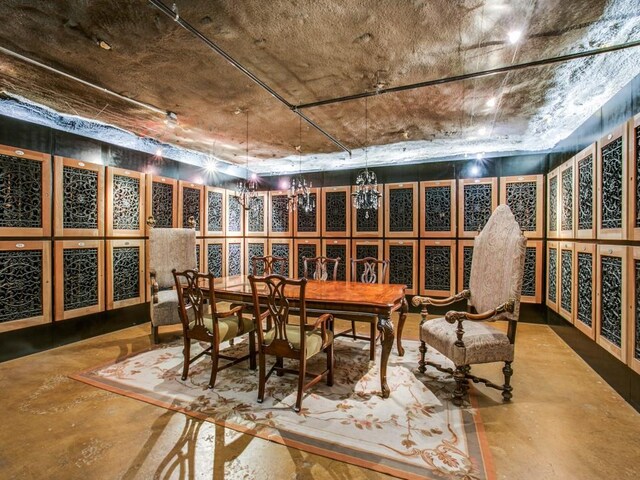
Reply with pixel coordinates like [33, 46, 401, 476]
[325, 191, 347, 232]
[389, 245, 414, 289]
[247, 196, 265, 233]
[561, 169, 573, 231]
[389, 188, 414, 232]
[424, 186, 451, 232]
[600, 138, 623, 229]
[152, 182, 174, 228]
[0, 250, 43, 322]
[271, 195, 289, 232]
[560, 250, 572, 313]
[227, 243, 242, 276]
[113, 175, 140, 230]
[271, 243, 290, 274]
[424, 246, 450, 291]
[207, 244, 223, 278]
[355, 245, 379, 282]
[325, 244, 347, 281]
[356, 207, 378, 232]
[248, 243, 265, 275]
[577, 156, 593, 230]
[207, 191, 223, 232]
[636, 127, 640, 228]
[297, 244, 318, 279]
[576, 252, 593, 327]
[548, 248, 557, 303]
[462, 246, 473, 290]
[506, 182, 537, 232]
[463, 184, 492, 232]
[112, 246, 139, 302]
[296, 193, 317, 232]
[600, 255, 622, 347]
[62, 166, 98, 229]
[0, 154, 42, 228]
[635, 260, 640, 360]
[522, 247, 536, 297]
[549, 176, 558, 232]
[63, 248, 99, 311]
[182, 187, 201, 229]
[227, 195, 242, 232]
[195, 244, 200, 271]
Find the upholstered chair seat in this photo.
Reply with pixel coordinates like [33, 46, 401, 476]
[195, 314, 255, 344]
[263, 325, 335, 358]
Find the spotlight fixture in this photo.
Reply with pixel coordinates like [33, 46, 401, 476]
[98, 40, 112, 50]
[165, 111, 178, 127]
[155, 147, 163, 157]
[507, 30, 523, 44]
[486, 97, 497, 107]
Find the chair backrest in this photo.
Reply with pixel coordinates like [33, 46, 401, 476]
[251, 255, 288, 276]
[303, 256, 340, 281]
[248, 274, 306, 351]
[469, 205, 526, 321]
[172, 269, 218, 335]
[149, 228, 197, 289]
[351, 257, 389, 284]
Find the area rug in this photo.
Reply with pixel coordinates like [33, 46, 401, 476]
[71, 338, 494, 480]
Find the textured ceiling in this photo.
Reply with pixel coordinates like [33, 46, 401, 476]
[0, 0, 639, 175]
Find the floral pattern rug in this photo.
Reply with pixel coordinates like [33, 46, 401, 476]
[71, 338, 494, 480]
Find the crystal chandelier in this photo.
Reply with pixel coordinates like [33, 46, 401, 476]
[288, 117, 315, 213]
[352, 96, 381, 218]
[235, 110, 258, 211]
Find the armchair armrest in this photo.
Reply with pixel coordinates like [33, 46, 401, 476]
[217, 305, 243, 319]
[308, 313, 333, 346]
[412, 290, 470, 308]
[149, 268, 159, 304]
[444, 299, 515, 348]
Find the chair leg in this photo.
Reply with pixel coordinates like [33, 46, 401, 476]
[257, 352, 266, 403]
[295, 357, 307, 413]
[249, 331, 257, 371]
[151, 324, 159, 344]
[351, 321, 357, 341]
[418, 341, 427, 374]
[502, 361, 514, 402]
[461, 365, 471, 395]
[208, 343, 219, 389]
[276, 356, 284, 376]
[369, 322, 376, 361]
[326, 343, 334, 387]
[452, 365, 467, 406]
[181, 338, 191, 381]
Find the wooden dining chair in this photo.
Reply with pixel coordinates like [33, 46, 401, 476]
[248, 274, 334, 412]
[251, 255, 288, 276]
[173, 269, 256, 389]
[302, 256, 340, 281]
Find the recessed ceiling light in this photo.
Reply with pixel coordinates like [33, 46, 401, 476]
[486, 97, 497, 107]
[476, 152, 485, 160]
[507, 30, 522, 44]
[250, 173, 258, 180]
[98, 40, 112, 50]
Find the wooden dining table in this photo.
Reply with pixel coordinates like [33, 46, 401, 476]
[205, 275, 409, 399]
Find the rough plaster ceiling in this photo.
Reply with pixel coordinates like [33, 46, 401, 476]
[0, 0, 638, 176]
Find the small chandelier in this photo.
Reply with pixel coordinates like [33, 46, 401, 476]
[235, 109, 258, 211]
[288, 116, 315, 213]
[352, 96, 381, 218]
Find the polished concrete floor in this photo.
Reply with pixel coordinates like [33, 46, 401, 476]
[1, 315, 639, 480]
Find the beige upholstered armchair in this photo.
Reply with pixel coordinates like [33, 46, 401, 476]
[149, 228, 197, 343]
[412, 205, 526, 406]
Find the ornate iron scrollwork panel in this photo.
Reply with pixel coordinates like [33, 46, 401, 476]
[207, 243, 223, 278]
[113, 175, 140, 230]
[561, 169, 573, 231]
[424, 186, 451, 232]
[549, 176, 558, 232]
[548, 248, 557, 303]
[297, 244, 317, 279]
[271, 195, 289, 232]
[207, 191, 223, 232]
[227, 195, 242, 232]
[325, 191, 347, 232]
[248, 243, 265, 275]
[63, 248, 99, 311]
[463, 183, 492, 232]
[0, 154, 42, 228]
[635, 260, 640, 360]
[195, 244, 200, 271]
[0, 249, 43, 322]
[227, 243, 242, 276]
[462, 246, 473, 290]
[560, 250, 572, 313]
[63, 166, 98, 229]
[152, 181, 174, 228]
[389, 245, 413, 289]
[600, 138, 623, 229]
[577, 156, 593, 230]
[356, 207, 378, 232]
[424, 246, 450, 291]
[389, 188, 414, 232]
[297, 193, 317, 232]
[506, 182, 537, 232]
[325, 244, 347, 280]
[247, 196, 265, 233]
[271, 243, 290, 275]
[522, 247, 537, 297]
[636, 128, 640, 228]
[182, 187, 201, 229]
[600, 255, 622, 347]
[112, 246, 139, 302]
[576, 252, 593, 327]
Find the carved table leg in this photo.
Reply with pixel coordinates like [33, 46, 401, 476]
[377, 313, 395, 399]
[396, 297, 408, 357]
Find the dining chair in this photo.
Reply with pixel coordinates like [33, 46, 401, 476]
[251, 255, 288, 276]
[248, 274, 334, 412]
[302, 256, 340, 281]
[173, 269, 256, 389]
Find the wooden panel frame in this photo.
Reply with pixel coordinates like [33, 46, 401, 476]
[558, 241, 575, 322]
[106, 239, 145, 310]
[145, 174, 178, 236]
[351, 186, 383, 237]
[268, 190, 292, 237]
[225, 190, 245, 237]
[573, 242, 597, 339]
[0, 240, 51, 333]
[595, 244, 628, 362]
[499, 174, 544, 239]
[558, 161, 576, 239]
[267, 238, 293, 277]
[385, 239, 418, 295]
[203, 238, 225, 278]
[384, 182, 419, 238]
[245, 237, 268, 275]
[106, 167, 145, 237]
[294, 187, 321, 237]
[575, 144, 597, 239]
[293, 238, 322, 279]
[457, 177, 498, 238]
[546, 241, 559, 312]
[596, 125, 628, 240]
[321, 186, 351, 237]
[628, 114, 640, 241]
[457, 239, 474, 292]
[177, 180, 204, 236]
[546, 168, 560, 239]
[54, 156, 105, 237]
[419, 180, 456, 238]
[225, 238, 245, 277]
[203, 186, 226, 237]
[521, 240, 543, 304]
[54, 239, 104, 321]
[628, 246, 640, 374]
[322, 238, 351, 282]
[420, 239, 456, 297]
[0, 144, 51, 237]
[195, 238, 204, 272]
[244, 191, 268, 237]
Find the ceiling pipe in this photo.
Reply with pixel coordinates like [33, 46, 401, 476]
[148, 0, 351, 155]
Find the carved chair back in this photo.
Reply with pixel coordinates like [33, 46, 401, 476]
[172, 269, 219, 339]
[251, 255, 288, 276]
[303, 256, 340, 281]
[351, 257, 389, 284]
[149, 228, 197, 289]
[469, 205, 526, 322]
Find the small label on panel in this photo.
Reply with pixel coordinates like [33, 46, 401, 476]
[15, 243, 25, 248]
[78, 242, 85, 247]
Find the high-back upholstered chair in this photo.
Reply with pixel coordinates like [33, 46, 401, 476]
[302, 256, 340, 281]
[149, 228, 197, 343]
[248, 274, 334, 412]
[173, 270, 256, 389]
[412, 205, 526, 406]
[251, 255, 288, 276]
